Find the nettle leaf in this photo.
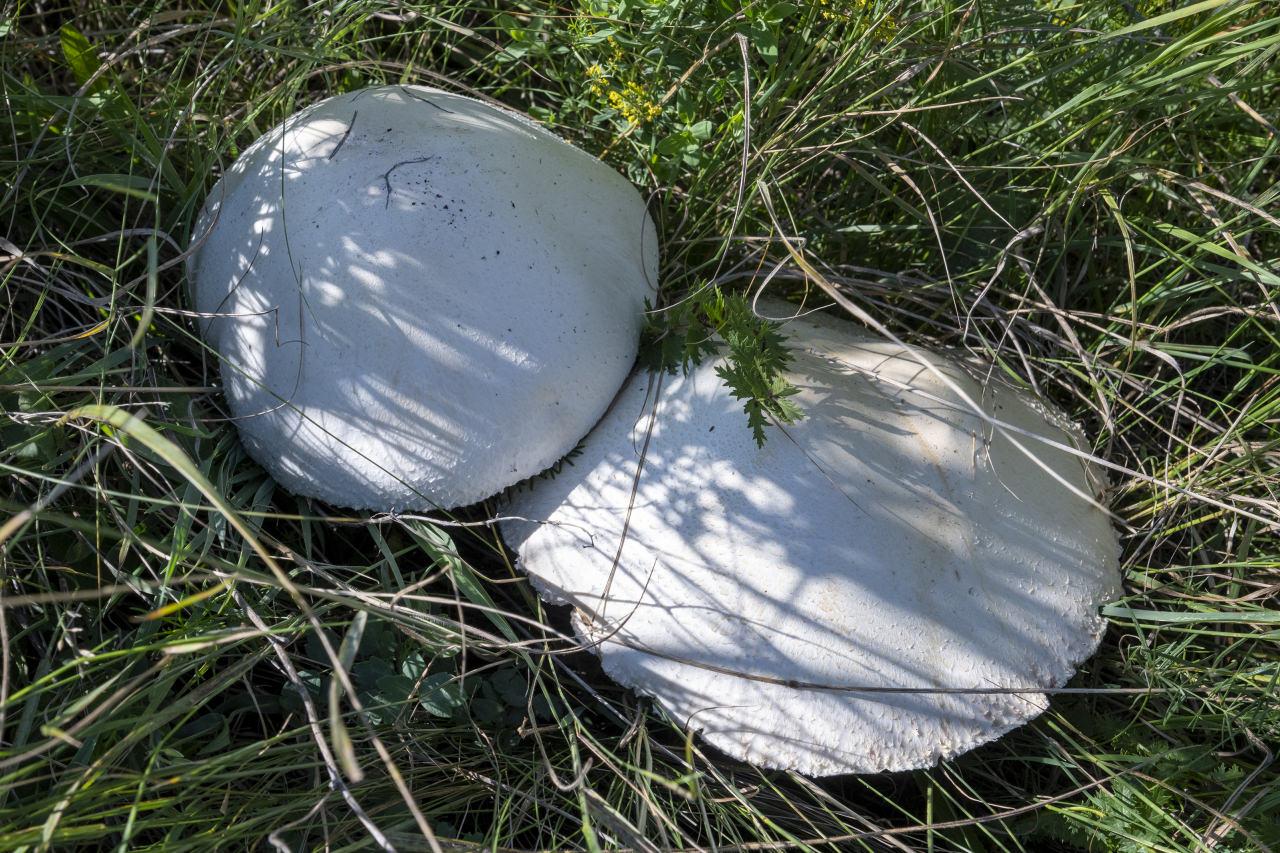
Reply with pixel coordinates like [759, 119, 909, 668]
[716, 361, 802, 447]
[712, 294, 802, 446]
[638, 295, 717, 375]
[641, 288, 802, 446]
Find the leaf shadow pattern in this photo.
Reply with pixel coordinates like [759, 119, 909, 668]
[188, 85, 658, 511]
[503, 306, 1123, 776]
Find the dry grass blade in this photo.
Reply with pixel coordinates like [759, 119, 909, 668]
[1, 0, 1277, 850]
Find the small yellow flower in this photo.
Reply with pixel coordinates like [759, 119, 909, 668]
[616, 81, 660, 125]
[580, 37, 661, 128]
[585, 63, 608, 94]
[817, 0, 895, 36]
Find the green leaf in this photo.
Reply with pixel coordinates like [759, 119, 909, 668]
[328, 612, 367, 782]
[351, 656, 395, 690]
[638, 288, 802, 446]
[57, 173, 159, 203]
[1102, 604, 1280, 624]
[59, 25, 106, 94]
[710, 293, 802, 446]
[761, 2, 796, 25]
[355, 617, 394, 661]
[688, 120, 714, 141]
[577, 27, 617, 44]
[407, 522, 517, 641]
[400, 650, 428, 681]
[336, 611, 367, 671]
[418, 672, 464, 717]
[749, 21, 778, 65]
[375, 674, 416, 710]
[1102, 0, 1231, 39]
[638, 294, 718, 375]
[470, 696, 503, 725]
[490, 668, 528, 707]
[54, 405, 290, 598]
[655, 130, 695, 157]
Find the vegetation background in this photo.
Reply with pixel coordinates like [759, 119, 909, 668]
[2, 0, 1278, 849]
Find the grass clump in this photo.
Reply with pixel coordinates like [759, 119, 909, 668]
[2, 0, 1279, 850]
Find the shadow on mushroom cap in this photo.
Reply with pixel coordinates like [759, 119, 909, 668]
[503, 303, 1123, 775]
[188, 86, 659, 510]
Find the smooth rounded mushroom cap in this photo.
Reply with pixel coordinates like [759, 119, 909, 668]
[502, 302, 1123, 776]
[188, 85, 658, 510]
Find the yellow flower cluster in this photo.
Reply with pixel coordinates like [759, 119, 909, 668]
[585, 63, 608, 94]
[816, 0, 897, 38]
[583, 47, 661, 127]
[608, 81, 662, 125]
[817, 0, 850, 20]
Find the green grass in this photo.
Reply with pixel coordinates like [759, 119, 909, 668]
[2, 0, 1279, 849]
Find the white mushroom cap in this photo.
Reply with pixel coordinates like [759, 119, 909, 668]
[502, 301, 1123, 775]
[188, 86, 658, 510]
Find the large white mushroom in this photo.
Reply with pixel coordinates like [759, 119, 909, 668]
[188, 85, 657, 510]
[502, 301, 1123, 776]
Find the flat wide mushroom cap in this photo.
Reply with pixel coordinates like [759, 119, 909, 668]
[188, 85, 658, 510]
[503, 302, 1123, 776]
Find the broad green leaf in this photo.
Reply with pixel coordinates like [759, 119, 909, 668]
[418, 672, 464, 717]
[59, 24, 106, 94]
